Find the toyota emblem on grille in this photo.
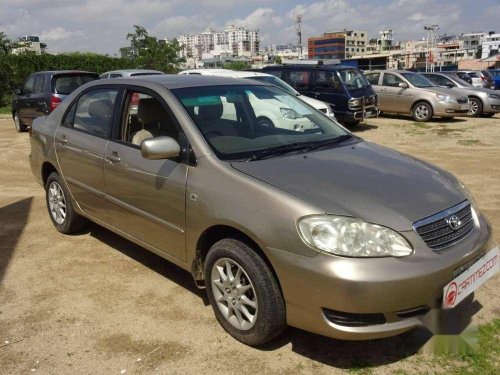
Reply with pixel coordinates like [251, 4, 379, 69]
[446, 215, 462, 230]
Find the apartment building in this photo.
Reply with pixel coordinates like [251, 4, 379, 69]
[11, 35, 47, 55]
[307, 29, 367, 60]
[178, 26, 259, 60]
[482, 32, 500, 59]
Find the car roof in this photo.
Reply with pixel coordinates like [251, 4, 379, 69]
[97, 74, 268, 89]
[102, 69, 164, 75]
[180, 69, 273, 78]
[35, 70, 98, 76]
[264, 64, 355, 70]
[366, 70, 411, 74]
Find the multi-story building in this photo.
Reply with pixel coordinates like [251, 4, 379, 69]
[482, 32, 500, 59]
[178, 26, 259, 60]
[11, 35, 47, 55]
[461, 32, 487, 51]
[307, 32, 346, 60]
[342, 29, 368, 58]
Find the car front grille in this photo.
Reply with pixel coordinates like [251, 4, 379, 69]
[457, 97, 468, 104]
[364, 95, 376, 106]
[413, 201, 474, 250]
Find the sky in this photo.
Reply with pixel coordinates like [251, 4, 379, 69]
[0, 0, 498, 55]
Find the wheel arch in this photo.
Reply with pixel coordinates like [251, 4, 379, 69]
[411, 99, 434, 113]
[192, 224, 283, 295]
[41, 161, 59, 186]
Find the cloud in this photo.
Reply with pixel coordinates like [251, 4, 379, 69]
[39, 27, 85, 41]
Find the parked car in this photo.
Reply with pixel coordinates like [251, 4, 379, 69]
[365, 70, 470, 122]
[421, 72, 500, 117]
[489, 69, 500, 90]
[29, 75, 498, 346]
[99, 69, 164, 79]
[12, 71, 99, 132]
[262, 61, 378, 126]
[455, 70, 494, 89]
[179, 69, 337, 125]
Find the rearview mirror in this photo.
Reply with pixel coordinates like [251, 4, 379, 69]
[398, 82, 408, 89]
[141, 136, 181, 160]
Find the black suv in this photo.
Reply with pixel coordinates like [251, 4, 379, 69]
[12, 71, 99, 132]
[262, 62, 378, 126]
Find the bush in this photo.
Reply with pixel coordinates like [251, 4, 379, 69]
[0, 53, 136, 108]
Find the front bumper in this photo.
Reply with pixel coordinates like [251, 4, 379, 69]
[434, 101, 470, 117]
[265, 212, 493, 340]
[484, 98, 500, 113]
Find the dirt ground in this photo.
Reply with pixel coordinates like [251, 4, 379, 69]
[0, 114, 499, 375]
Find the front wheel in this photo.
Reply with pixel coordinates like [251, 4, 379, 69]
[205, 239, 286, 346]
[468, 98, 483, 117]
[13, 113, 27, 132]
[45, 172, 87, 234]
[412, 102, 433, 122]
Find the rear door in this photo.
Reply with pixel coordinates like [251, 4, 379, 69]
[286, 69, 315, 98]
[55, 87, 121, 222]
[32, 74, 49, 118]
[312, 69, 347, 112]
[17, 74, 36, 125]
[104, 88, 188, 261]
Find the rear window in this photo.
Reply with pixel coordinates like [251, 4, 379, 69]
[467, 72, 479, 78]
[53, 74, 98, 95]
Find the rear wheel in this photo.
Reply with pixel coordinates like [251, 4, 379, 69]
[468, 98, 483, 117]
[45, 172, 87, 234]
[205, 239, 286, 346]
[13, 113, 27, 132]
[412, 102, 433, 122]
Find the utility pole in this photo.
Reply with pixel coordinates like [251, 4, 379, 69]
[424, 24, 439, 72]
[295, 13, 303, 59]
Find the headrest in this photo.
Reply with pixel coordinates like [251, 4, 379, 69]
[137, 98, 167, 124]
[88, 100, 112, 119]
[198, 103, 223, 121]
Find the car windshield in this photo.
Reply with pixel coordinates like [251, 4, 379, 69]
[337, 69, 370, 91]
[400, 73, 434, 88]
[449, 75, 473, 87]
[53, 74, 98, 95]
[246, 76, 300, 96]
[173, 85, 349, 161]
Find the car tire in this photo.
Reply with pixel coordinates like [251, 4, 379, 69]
[468, 98, 483, 117]
[256, 117, 275, 128]
[412, 102, 433, 122]
[45, 172, 87, 234]
[481, 113, 495, 118]
[13, 113, 27, 132]
[205, 239, 286, 346]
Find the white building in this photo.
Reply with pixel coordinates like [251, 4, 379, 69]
[482, 32, 500, 59]
[341, 30, 368, 58]
[11, 35, 46, 55]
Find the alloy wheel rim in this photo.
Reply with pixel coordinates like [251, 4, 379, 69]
[48, 182, 67, 225]
[211, 258, 258, 331]
[469, 101, 478, 116]
[415, 105, 429, 120]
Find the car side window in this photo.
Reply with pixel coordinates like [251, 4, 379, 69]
[109, 74, 122, 78]
[265, 70, 282, 79]
[288, 71, 311, 89]
[382, 73, 404, 87]
[428, 75, 453, 87]
[315, 70, 343, 91]
[120, 91, 184, 148]
[34, 75, 45, 94]
[69, 89, 119, 137]
[23, 75, 36, 94]
[365, 73, 380, 85]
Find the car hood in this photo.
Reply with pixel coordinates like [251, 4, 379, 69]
[455, 86, 498, 96]
[298, 95, 328, 110]
[231, 141, 466, 231]
[422, 86, 465, 98]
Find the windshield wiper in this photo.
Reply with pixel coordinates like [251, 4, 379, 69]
[304, 134, 354, 152]
[249, 141, 320, 161]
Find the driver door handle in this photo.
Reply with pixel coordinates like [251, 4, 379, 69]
[105, 153, 121, 163]
[56, 135, 68, 144]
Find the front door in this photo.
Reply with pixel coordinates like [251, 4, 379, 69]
[379, 72, 410, 113]
[55, 88, 120, 222]
[104, 89, 188, 261]
[311, 69, 347, 115]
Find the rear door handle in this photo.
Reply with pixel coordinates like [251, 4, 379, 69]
[56, 135, 68, 144]
[105, 153, 121, 163]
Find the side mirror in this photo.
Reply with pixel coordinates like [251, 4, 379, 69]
[398, 82, 408, 89]
[141, 136, 181, 160]
[13, 88, 22, 95]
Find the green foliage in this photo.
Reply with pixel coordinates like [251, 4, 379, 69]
[274, 56, 282, 64]
[0, 53, 135, 107]
[0, 32, 16, 54]
[223, 61, 251, 71]
[125, 25, 183, 73]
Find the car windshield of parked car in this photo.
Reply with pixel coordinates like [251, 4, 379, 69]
[53, 74, 98, 95]
[400, 73, 434, 88]
[173, 85, 349, 161]
[337, 69, 370, 91]
[246, 76, 300, 96]
[449, 76, 473, 87]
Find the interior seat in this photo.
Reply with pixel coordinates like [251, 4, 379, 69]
[132, 98, 178, 145]
[197, 102, 238, 137]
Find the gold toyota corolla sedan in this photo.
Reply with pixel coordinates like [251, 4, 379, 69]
[29, 75, 498, 345]
[365, 70, 470, 122]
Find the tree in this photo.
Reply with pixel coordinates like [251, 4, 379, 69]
[274, 56, 282, 64]
[223, 61, 251, 71]
[0, 32, 15, 54]
[124, 25, 182, 72]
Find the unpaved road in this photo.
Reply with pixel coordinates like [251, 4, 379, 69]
[0, 115, 499, 374]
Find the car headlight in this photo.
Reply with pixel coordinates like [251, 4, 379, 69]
[348, 98, 361, 108]
[297, 215, 413, 257]
[280, 108, 302, 119]
[436, 94, 455, 103]
[487, 93, 500, 100]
